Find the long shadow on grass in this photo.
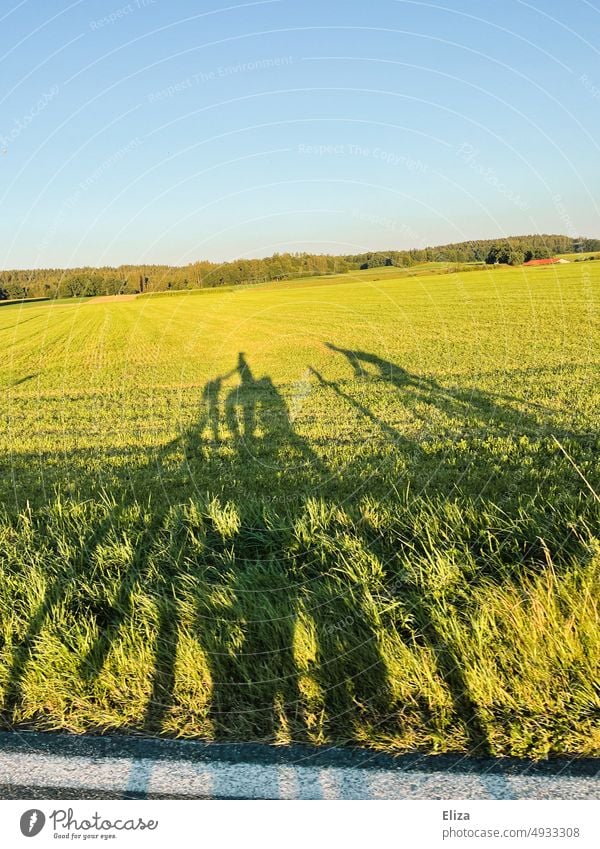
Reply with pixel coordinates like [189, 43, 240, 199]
[2, 346, 595, 750]
[75, 352, 391, 742]
[318, 343, 598, 753]
[0, 506, 126, 728]
[320, 342, 593, 514]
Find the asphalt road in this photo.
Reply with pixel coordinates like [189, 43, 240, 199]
[0, 732, 598, 800]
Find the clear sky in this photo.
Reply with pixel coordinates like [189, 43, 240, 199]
[1, 0, 600, 268]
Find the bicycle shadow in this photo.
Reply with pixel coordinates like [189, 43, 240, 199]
[78, 352, 391, 743]
[2, 345, 593, 753]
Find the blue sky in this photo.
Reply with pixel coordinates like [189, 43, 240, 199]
[1, 0, 599, 268]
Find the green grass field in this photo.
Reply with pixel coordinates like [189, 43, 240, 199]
[0, 262, 598, 757]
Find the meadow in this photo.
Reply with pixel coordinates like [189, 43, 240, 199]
[0, 262, 598, 757]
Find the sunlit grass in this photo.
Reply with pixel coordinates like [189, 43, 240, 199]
[0, 262, 598, 757]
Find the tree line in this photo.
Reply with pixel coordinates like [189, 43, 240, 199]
[352, 234, 600, 268]
[1, 235, 598, 301]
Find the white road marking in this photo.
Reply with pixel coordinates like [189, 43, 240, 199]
[0, 750, 598, 799]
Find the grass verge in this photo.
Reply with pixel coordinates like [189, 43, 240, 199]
[0, 493, 598, 758]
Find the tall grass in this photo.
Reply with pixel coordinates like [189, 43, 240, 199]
[0, 263, 598, 756]
[0, 493, 597, 757]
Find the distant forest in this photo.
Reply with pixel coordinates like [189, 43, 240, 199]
[1, 234, 599, 301]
